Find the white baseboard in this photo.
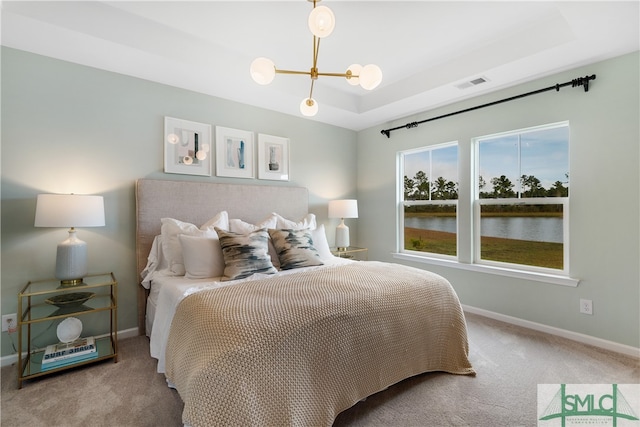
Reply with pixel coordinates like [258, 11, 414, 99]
[463, 304, 640, 359]
[1, 327, 140, 368]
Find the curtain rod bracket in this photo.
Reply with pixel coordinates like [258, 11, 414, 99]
[380, 74, 596, 138]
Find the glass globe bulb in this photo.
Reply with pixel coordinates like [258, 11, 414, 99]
[308, 5, 335, 38]
[250, 57, 276, 85]
[346, 64, 362, 86]
[359, 64, 383, 90]
[167, 133, 180, 144]
[300, 98, 318, 116]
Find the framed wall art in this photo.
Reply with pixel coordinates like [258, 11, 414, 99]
[257, 134, 290, 181]
[215, 126, 254, 179]
[164, 117, 212, 176]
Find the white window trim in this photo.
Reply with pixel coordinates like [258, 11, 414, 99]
[392, 252, 580, 287]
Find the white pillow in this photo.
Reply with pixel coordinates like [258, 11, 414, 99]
[274, 213, 316, 230]
[311, 224, 334, 262]
[229, 213, 278, 233]
[160, 211, 229, 275]
[141, 235, 168, 289]
[179, 235, 225, 279]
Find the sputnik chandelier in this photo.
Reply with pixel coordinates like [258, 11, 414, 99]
[250, 0, 382, 117]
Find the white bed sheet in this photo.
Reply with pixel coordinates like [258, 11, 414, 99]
[148, 257, 353, 373]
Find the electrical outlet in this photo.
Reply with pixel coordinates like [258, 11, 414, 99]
[2, 313, 17, 332]
[580, 299, 593, 315]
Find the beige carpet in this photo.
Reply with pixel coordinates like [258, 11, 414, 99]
[1, 312, 638, 426]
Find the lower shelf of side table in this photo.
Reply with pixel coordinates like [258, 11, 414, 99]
[19, 336, 117, 385]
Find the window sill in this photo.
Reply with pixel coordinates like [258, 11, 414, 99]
[392, 252, 580, 287]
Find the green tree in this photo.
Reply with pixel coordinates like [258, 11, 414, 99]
[547, 180, 569, 197]
[520, 174, 546, 197]
[490, 175, 516, 198]
[414, 171, 430, 200]
[404, 175, 416, 199]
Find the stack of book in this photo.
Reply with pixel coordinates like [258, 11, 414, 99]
[41, 336, 98, 370]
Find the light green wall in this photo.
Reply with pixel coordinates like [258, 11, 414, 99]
[357, 52, 640, 348]
[0, 47, 358, 357]
[3, 47, 638, 358]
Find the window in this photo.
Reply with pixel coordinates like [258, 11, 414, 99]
[475, 123, 569, 273]
[399, 142, 458, 257]
[397, 122, 570, 278]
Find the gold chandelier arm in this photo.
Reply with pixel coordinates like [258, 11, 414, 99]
[275, 69, 312, 76]
[308, 79, 315, 101]
[317, 71, 356, 78]
[313, 36, 320, 70]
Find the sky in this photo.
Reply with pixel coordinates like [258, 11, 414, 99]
[403, 124, 569, 191]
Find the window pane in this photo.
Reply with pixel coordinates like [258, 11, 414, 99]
[403, 144, 458, 201]
[478, 125, 569, 199]
[403, 150, 430, 201]
[478, 135, 519, 199]
[521, 127, 570, 197]
[404, 204, 457, 255]
[431, 145, 459, 200]
[479, 204, 563, 269]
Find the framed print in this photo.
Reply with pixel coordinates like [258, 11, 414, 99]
[164, 117, 212, 176]
[258, 134, 290, 181]
[215, 126, 254, 179]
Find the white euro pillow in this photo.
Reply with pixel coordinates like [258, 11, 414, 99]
[160, 211, 229, 275]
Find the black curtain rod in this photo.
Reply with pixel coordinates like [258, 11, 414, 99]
[380, 74, 596, 138]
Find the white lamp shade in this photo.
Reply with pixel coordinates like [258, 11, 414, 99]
[359, 64, 383, 90]
[328, 199, 358, 219]
[250, 57, 276, 85]
[308, 5, 335, 38]
[35, 194, 105, 228]
[300, 97, 318, 116]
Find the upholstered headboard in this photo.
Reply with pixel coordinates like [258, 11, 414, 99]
[135, 179, 309, 334]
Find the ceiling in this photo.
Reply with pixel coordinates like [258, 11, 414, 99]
[2, 1, 638, 131]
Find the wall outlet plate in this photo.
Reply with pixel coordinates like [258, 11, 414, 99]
[2, 313, 17, 332]
[579, 299, 593, 315]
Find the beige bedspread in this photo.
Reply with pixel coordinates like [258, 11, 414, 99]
[165, 261, 475, 427]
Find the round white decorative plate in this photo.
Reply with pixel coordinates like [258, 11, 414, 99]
[56, 317, 83, 343]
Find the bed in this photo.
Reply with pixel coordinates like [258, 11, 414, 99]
[136, 179, 475, 427]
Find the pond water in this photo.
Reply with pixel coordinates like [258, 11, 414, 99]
[404, 216, 563, 243]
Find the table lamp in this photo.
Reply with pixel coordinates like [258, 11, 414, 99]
[328, 199, 358, 251]
[34, 194, 105, 286]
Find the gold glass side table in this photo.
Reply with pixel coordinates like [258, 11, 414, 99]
[17, 272, 118, 388]
[330, 246, 368, 261]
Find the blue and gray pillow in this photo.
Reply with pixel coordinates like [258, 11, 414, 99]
[215, 227, 277, 281]
[268, 228, 324, 270]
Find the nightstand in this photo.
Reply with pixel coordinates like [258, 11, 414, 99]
[330, 246, 368, 261]
[17, 273, 118, 388]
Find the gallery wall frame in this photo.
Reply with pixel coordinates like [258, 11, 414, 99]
[164, 117, 212, 176]
[215, 126, 255, 179]
[257, 134, 290, 181]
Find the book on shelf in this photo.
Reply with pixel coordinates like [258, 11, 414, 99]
[41, 351, 99, 371]
[43, 336, 96, 364]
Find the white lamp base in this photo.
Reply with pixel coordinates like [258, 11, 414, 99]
[56, 229, 88, 286]
[335, 219, 350, 251]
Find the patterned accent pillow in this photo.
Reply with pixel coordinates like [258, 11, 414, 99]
[215, 227, 277, 281]
[268, 228, 324, 270]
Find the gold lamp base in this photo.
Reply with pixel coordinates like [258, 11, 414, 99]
[60, 278, 85, 287]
